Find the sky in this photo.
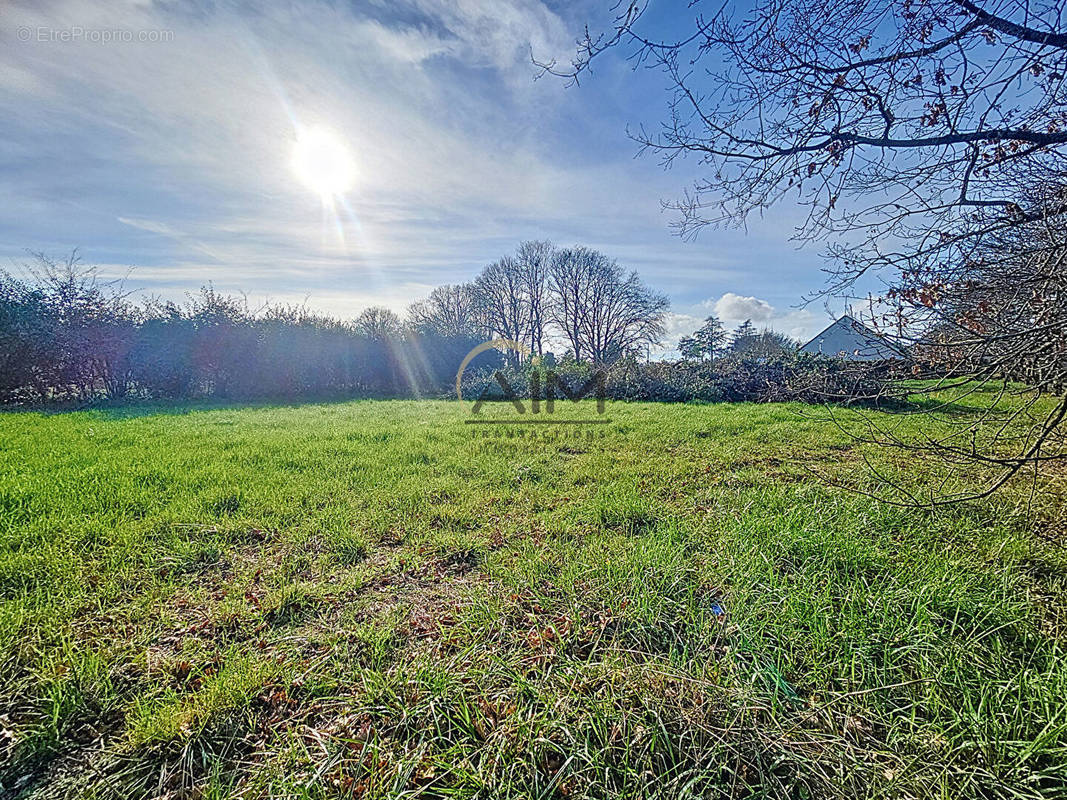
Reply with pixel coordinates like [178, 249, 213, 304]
[0, 0, 852, 352]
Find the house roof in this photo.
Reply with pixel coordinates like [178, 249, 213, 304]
[799, 315, 904, 361]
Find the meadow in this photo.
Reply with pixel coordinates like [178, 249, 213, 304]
[1, 398, 1065, 799]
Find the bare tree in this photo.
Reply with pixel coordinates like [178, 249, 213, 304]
[548, 245, 596, 360]
[542, 0, 1067, 499]
[550, 243, 593, 358]
[472, 257, 531, 366]
[516, 240, 553, 356]
[549, 246, 668, 363]
[354, 306, 402, 341]
[545, 1, 1067, 248]
[736, 329, 799, 358]
[587, 258, 669, 363]
[407, 284, 482, 339]
[18, 251, 136, 400]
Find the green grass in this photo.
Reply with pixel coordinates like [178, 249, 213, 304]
[0, 399, 1065, 798]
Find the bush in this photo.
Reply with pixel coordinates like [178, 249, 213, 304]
[0, 266, 497, 406]
[461, 352, 902, 407]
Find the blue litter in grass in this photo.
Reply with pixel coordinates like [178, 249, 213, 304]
[709, 600, 726, 620]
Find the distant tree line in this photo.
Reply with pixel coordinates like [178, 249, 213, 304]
[0, 243, 670, 405]
[678, 316, 798, 362]
[0, 253, 485, 404]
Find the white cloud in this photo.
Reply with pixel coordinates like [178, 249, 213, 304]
[707, 292, 775, 323]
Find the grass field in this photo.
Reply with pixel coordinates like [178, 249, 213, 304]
[1, 398, 1065, 799]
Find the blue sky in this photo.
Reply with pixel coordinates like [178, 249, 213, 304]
[1, 0, 850, 349]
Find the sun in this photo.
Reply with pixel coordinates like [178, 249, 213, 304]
[291, 126, 355, 198]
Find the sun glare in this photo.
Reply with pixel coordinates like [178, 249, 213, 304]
[292, 126, 355, 198]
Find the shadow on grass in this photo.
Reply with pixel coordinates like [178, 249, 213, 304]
[900, 395, 1004, 415]
[0, 394, 421, 420]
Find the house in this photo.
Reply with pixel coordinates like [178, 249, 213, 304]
[799, 315, 903, 361]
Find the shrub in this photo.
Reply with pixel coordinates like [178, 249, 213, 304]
[461, 352, 902, 407]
